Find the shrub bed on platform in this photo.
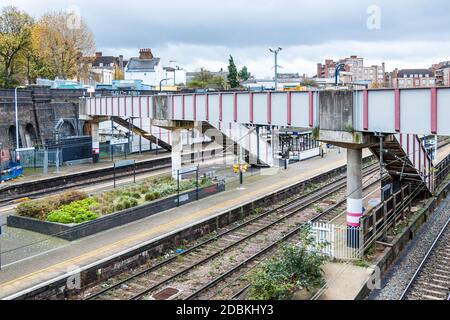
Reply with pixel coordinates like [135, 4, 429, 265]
[15, 176, 213, 224]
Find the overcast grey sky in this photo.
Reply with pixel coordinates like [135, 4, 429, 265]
[2, 0, 450, 77]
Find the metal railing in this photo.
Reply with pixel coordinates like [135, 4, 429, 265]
[311, 222, 362, 260]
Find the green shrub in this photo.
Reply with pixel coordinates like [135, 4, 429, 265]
[115, 201, 126, 211]
[248, 228, 326, 300]
[46, 198, 98, 224]
[144, 191, 161, 202]
[131, 192, 141, 199]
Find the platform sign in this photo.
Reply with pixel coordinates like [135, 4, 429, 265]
[115, 159, 135, 168]
[111, 139, 128, 146]
[113, 160, 136, 188]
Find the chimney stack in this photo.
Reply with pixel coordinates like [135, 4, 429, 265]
[139, 48, 153, 59]
[95, 52, 102, 58]
[119, 55, 124, 71]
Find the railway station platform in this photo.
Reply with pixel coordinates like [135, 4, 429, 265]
[0, 150, 171, 188]
[0, 147, 373, 300]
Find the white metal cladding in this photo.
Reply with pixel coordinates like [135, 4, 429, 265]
[83, 88, 450, 136]
[356, 87, 450, 136]
[173, 95, 183, 120]
[221, 93, 234, 123]
[196, 94, 206, 120]
[291, 92, 310, 128]
[368, 90, 396, 133]
[184, 94, 195, 120]
[400, 90, 430, 135]
[437, 88, 450, 136]
[271, 92, 288, 126]
[208, 94, 220, 121]
[236, 93, 250, 123]
[253, 92, 269, 125]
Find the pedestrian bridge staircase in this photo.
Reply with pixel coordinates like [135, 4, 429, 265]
[369, 134, 434, 195]
[111, 116, 172, 152]
[202, 122, 274, 167]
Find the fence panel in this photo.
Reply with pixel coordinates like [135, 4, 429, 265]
[12, 149, 62, 168]
[311, 222, 362, 261]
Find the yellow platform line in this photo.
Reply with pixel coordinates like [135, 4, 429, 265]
[0, 160, 342, 296]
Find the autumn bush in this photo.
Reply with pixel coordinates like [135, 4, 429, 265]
[16, 190, 87, 220]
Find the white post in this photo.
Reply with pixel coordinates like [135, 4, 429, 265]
[171, 129, 182, 179]
[347, 148, 363, 248]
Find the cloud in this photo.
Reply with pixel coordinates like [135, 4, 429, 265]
[2, 0, 450, 76]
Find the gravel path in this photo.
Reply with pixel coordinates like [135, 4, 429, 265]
[370, 193, 450, 300]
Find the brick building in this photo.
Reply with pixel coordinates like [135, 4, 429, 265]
[316, 56, 386, 86]
[391, 69, 436, 88]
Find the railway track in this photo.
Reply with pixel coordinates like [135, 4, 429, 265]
[401, 216, 450, 300]
[81, 164, 380, 301]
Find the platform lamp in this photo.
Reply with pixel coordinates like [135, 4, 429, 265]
[159, 78, 173, 92]
[14, 86, 26, 162]
[269, 47, 282, 90]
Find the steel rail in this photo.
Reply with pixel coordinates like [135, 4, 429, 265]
[400, 216, 450, 300]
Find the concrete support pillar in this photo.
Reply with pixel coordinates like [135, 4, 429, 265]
[171, 129, 183, 179]
[91, 121, 100, 163]
[347, 148, 363, 248]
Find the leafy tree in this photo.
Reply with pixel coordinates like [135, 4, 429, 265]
[300, 79, 319, 88]
[0, 6, 34, 87]
[238, 66, 251, 82]
[187, 68, 225, 89]
[227, 55, 239, 88]
[32, 11, 95, 80]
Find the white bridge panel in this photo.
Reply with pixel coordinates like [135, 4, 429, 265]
[237, 93, 250, 124]
[271, 92, 288, 126]
[291, 92, 310, 128]
[368, 90, 395, 133]
[253, 93, 268, 125]
[196, 95, 207, 121]
[400, 90, 430, 135]
[173, 95, 183, 120]
[184, 94, 195, 120]
[208, 94, 220, 122]
[437, 88, 450, 136]
[221, 94, 234, 123]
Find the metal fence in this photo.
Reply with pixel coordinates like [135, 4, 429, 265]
[12, 149, 63, 168]
[311, 222, 362, 261]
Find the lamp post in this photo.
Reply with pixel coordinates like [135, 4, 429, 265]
[269, 47, 283, 90]
[159, 78, 172, 92]
[335, 63, 345, 87]
[14, 86, 25, 161]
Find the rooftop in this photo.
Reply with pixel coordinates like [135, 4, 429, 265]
[126, 57, 161, 72]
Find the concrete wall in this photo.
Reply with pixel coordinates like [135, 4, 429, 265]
[0, 89, 38, 149]
[319, 90, 354, 131]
